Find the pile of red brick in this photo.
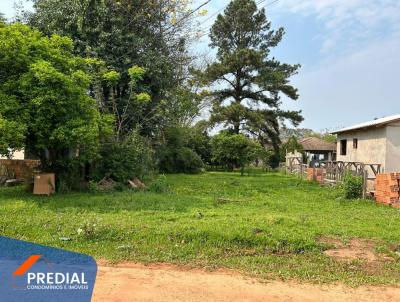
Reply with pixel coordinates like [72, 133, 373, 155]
[375, 173, 400, 208]
[307, 168, 325, 184]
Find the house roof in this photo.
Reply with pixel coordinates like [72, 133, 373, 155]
[331, 114, 400, 134]
[299, 137, 336, 152]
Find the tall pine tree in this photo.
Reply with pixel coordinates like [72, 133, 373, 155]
[202, 0, 303, 156]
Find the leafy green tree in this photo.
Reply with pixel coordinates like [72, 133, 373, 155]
[26, 0, 197, 138]
[97, 64, 151, 138]
[0, 23, 111, 184]
[163, 85, 207, 128]
[315, 131, 337, 143]
[0, 12, 6, 24]
[211, 132, 265, 175]
[280, 127, 314, 141]
[187, 121, 212, 165]
[280, 127, 337, 143]
[157, 126, 205, 174]
[200, 0, 303, 153]
[96, 130, 154, 182]
[279, 136, 304, 162]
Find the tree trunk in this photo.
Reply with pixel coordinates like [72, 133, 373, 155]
[233, 122, 240, 134]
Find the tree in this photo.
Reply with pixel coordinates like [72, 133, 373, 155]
[96, 130, 154, 182]
[157, 126, 204, 174]
[315, 131, 337, 143]
[211, 132, 265, 175]
[26, 0, 198, 138]
[186, 121, 212, 165]
[98, 64, 151, 138]
[0, 12, 6, 24]
[200, 0, 302, 154]
[0, 23, 111, 184]
[280, 127, 314, 141]
[280, 127, 337, 144]
[279, 136, 304, 162]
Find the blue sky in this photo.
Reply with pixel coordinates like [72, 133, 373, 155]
[193, 0, 400, 131]
[2, 0, 400, 132]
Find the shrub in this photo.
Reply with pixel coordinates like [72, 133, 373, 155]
[211, 132, 265, 175]
[186, 122, 212, 165]
[342, 172, 363, 199]
[148, 175, 169, 193]
[176, 148, 204, 173]
[157, 126, 204, 174]
[159, 147, 204, 174]
[88, 180, 99, 193]
[279, 136, 305, 162]
[96, 131, 154, 183]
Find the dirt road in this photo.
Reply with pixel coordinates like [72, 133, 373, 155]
[92, 262, 400, 302]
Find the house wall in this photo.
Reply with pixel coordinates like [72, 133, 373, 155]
[0, 150, 25, 160]
[336, 127, 387, 169]
[385, 122, 400, 172]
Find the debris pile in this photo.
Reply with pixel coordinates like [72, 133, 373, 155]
[128, 178, 146, 189]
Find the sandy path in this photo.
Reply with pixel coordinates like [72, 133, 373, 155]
[92, 263, 400, 302]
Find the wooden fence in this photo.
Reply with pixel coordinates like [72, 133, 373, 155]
[321, 161, 381, 182]
[280, 156, 307, 179]
[282, 159, 382, 197]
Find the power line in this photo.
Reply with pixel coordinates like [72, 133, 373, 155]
[196, 0, 281, 39]
[164, 0, 213, 33]
[197, 0, 275, 28]
[261, 0, 280, 9]
[108, 1, 213, 63]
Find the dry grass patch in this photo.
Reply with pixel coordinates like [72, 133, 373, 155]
[319, 237, 394, 263]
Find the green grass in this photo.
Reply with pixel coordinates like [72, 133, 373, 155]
[0, 172, 399, 285]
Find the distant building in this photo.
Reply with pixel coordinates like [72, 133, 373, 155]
[299, 137, 336, 163]
[0, 150, 25, 160]
[331, 114, 400, 172]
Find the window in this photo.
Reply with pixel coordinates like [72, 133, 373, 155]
[353, 138, 358, 149]
[340, 139, 347, 156]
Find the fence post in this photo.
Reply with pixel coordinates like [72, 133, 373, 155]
[300, 164, 303, 180]
[362, 170, 368, 199]
[335, 166, 338, 184]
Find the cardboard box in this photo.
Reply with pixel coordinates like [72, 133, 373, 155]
[33, 173, 55, 195]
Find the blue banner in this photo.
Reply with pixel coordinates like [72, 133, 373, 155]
[0, 236, 97, 301]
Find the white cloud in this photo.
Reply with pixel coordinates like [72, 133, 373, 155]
[276, 0, 400, 53]
[285, 30, 400, 130]
[277, 0, 400, 131]
[192, 0, 400, 131]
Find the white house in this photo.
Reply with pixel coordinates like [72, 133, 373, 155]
[331, 114, 400, 173]
[0, 150, 25, 160]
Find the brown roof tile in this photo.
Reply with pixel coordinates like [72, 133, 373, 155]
[299, 137, 336, 152]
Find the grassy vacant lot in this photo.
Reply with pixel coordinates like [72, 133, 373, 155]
[0, 172, 399, 285]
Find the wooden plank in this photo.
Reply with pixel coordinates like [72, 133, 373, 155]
[362, 170, 368, 199]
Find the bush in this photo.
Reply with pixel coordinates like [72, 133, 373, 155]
[211, 132, 265, 175]
[159, 147, 204, 174]
[186, 122, 212, 165]
[95, 131, 154, 182]
[148, 175, 169, 193]
[176, 147, 204, 173]
[279, 136, 304, 162]
[342, 172, 363, 199]
[157, 126, 204, 174]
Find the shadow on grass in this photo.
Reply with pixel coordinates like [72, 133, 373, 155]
[0, 173, 326, 215]
[0, 186, 210, 213]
